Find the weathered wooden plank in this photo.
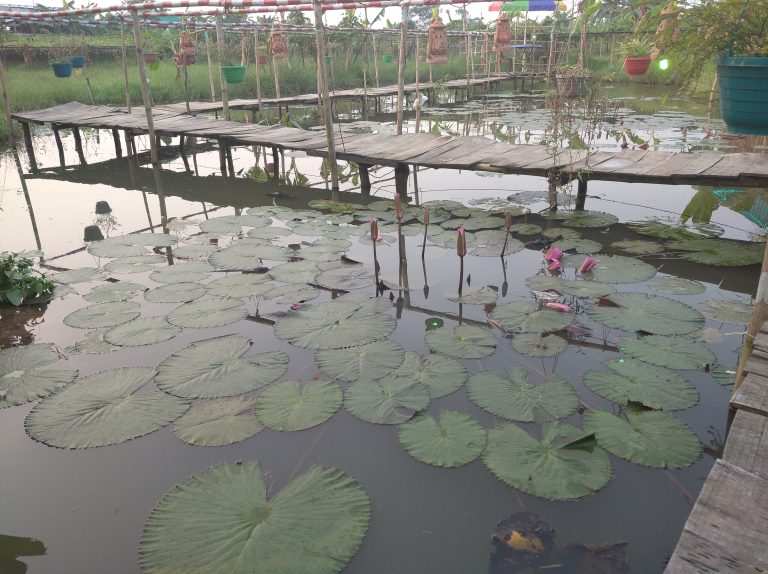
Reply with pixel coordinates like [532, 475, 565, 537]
[524, 148, 592, 171]
[703, 153, 768, 179]
[724, 410, 768, 480]
[643, 152, 723, 178]
[731, 372, 768, 417]
[558, 151, 617, 176]
[589, 150, 649, 173]
[665, 529, 766, 573]
[488, 145, 555, 170]
[406, 138, 469, 164]
[429, 141, 513, 169]
[609, 151, 677, 175]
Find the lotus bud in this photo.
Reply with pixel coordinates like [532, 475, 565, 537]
[545, 247, 564, 261]
[423, 207, 429, 226]
[504, 211, 512, 230]
[579, 257, 598, 273]
[395, 194, 403, 221]
[546, 302, 572, 313]
[370, 218, 378, 240]
[547, 259, 561, 272]
[456, 227, 467, 257]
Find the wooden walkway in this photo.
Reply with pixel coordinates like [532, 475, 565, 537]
[665, 325, 768, 573]
[12, 101, 768, 188]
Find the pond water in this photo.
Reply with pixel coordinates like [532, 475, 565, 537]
[0, 82, 764, 574]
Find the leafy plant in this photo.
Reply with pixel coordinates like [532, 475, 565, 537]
[0, 253, 54, 306]
[619, 37, 652, 58]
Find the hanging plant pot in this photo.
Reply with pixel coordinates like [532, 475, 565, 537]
[257, 54, 268, 65]
[493, 14, 511, 52]
[554, 73, 592, 98]
[51, 62, 73, 78]
[222, 65, 247, 84]
[143, 52, 159, 64]
[382, 54, 394, 63]
[324, 55, 332, 64]
[83, 225, 104, 242]
[71, 55, 86, 68]
[623, 56, 651, 76]
[426, 16, 448, 65]
[95, 201, 112, 215]
[269, 27, 288, 59]
[718, 55, 768, 135]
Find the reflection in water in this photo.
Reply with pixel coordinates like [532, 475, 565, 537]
[0, 304, 47, 347]
[0, 533, 46, 573]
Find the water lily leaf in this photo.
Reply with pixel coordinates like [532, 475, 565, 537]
[316, 340, 404, 382]
[26, 367, 189, 448]
[87, 233, 177, 258]
[511, 333, 568, 357]
[150, 263, 213, 284]
[172, 396, 262, 446]
[701, 299, 753, 324]
[210, 244, 294, 270]
[139, 462, 370, 574]
[51, 267, 104, 285]
[63, 301, 140, 329]
[628, 219, 697, 240]
[104, 255, 167, 274]
[145, 282, 207, 303]
[345, 377, 430, 424]
[541, 227, 581, 240]
[483, 423, 612, 500]
[235, 215, 271, 228]
[583, 358, 698, 411]
[610, 240, 664, 255]
[648, 276, 705, 295]
[391, 352, 467, 398]
[618, 335, 715, 370]
[509, 223, 542, 235]
[447, 286, 498, 304]
[667, 238, 763, 266]
[255, 379, 342, 431]
[442, 216, 502, 231]
[583, 409, 700, 468]
[587, 293, 704, 335]
[425, 325, 497, 359]
[206, 274, 272, 298]
[248, 226, 292, 240]
[166, 298, 246, 328]
[0, 344, 77, 408]
[156, 335, 288, 398]
[470, 230, 524, 256]
[268, 260, 319, 284]
[525, 276, 616, 297]
[173, 244, 220, 259]
[553, 239, 602, 254]
[83, 282, 144, 303]
[398, 411, 486, 468]
[712, 365, 737, 387]
[563, 254, 657, 284]
[65, 330, 118, 354]
[199, 216, 241, 234]
[275, 299, 395, 350]
[104, 317, 180, 347]
[315, 266, 376, 290]
[261, 283, 320, 304]
[489, 301, 573, 333]
[561, 211, 618, 228]
[468, 366, 578, 422]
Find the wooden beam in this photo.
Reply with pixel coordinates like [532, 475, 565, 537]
[312, 0, 339, 192]
[131, 11, 159, 166]
[396, 5, 408, 135]
[52, 126, 66, 168]
[216, 17, 230, 121]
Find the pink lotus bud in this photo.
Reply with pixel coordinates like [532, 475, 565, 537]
[456, 227, 467, 257]
[370, 218, 378, 240]
[423, 208, 429, 226]
[546, 302, 572, 313]
[395, 194, 403, 221]
[290, 303, 303, 310]
[504, 211, 512, 230]
[579, 257, 598, 273]
[545, 247, 564, 261]
[547, 259, 561, 272]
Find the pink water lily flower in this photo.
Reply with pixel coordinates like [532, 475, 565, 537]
[547, 259, 561, 272]
[546, 302, 573, 313]
[456, 227, 467, 257]
[545, 247, 564, 261]
[579, 257, 598, 273]
[290, 303, 303, 310]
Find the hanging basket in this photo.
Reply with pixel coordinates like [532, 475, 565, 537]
[257, 54, 268, 65]
[493, 14, 511, 52]
[83, 225, 104, 242]
[269, 28, 288, 59]
[143, 52, 159, 64]
[222, 65, 247, 84]
[51, 62, 73, 78]
[426, 16, 448, 65]
[623, 56, 651, 76]
[382, 54, 394, 63]
[71, 55, 86, 68]
[718, 55, 768, 135]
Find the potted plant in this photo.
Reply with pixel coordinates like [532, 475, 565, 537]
[620, 37, 652, 76]
[220, 41, 246, 84]
[49, 42, 73, 78]
[554, 65, 593, 98]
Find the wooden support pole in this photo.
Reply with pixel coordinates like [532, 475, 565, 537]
[226, 144, 235, 178]
[359, 163, 371, 194]
[12, 149, 42, 252]
[547, 171, 558, 211]
[85, 77, 96, 105]
[396, 5, 409, 136]
[124, 131, 133, 157]
[372, 34, 380, 88]
[0, 49, 14, 147]
[131, 11, 159, 166]
[313, 0, 339, 192]
[415, 37, 421, 134]
[575, 178, 588, 211]
[218, 140, 228, 176]
[20, 122, 37, 171]
[205, 31, 217, 103]
[734, 243, 768, 394]
[273, 53, 282, 100]
[112, 128, 122, 158]
[72, 127, 86, 165]
[464, 5, 471, 87]
[120, 21, 131, 113]
[52, 126, 65, 168]
[215, 18, 231, 120]
[272, 146, 280, 181]
[254, 31, 262, 107]
[182, 61, 191, 115]
[395, 163, 409, 197]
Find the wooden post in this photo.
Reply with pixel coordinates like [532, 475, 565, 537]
[20, 122, 36, 171]
[575, 178, 588, 210]
[111, 128, 122, 158]
[372, 33, 380, 88]
[226, 144, 235, 178]
[85, 77, 96, 105]
[216, 18, 230, 120]
[359, 163, 371, 194]
[12, 149, 42, 253]
[464, 5, 471, 87]
[218, 140, 228, 176]
[0, 49, 14, 147]
[547, 171, 558, 211]
[396, 5, 408, 136]
[395, 163, 409, 197]
[183, 60, 191, 114]
[120, 21, 131, 113]
[52, 126, 65, 168]
[415, 36, 421, 134]
[254, 31, 262, 106]
[708, 73, 719, 119]
[72, 127, 86, 165]
[734, 245, 768, 394]
[205, 31, 217, 103]
[547, 15, 556, 76]
[131, 11, 159, 166]
[272, 146, 280, 181]
[273, 45, 282, 100]
[313, 0, 339, 192]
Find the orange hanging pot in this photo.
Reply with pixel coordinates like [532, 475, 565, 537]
[426, 16, 448, 65]
[493, 14, 511, 52]
[269, 27, 288, 59]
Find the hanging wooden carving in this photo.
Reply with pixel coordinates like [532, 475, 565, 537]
[426, 16, 448, 65]
[493, 14, 511, 52]
[269, 27, 288, 59]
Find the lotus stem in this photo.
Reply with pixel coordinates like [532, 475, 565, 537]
[421, 207, 429, 261]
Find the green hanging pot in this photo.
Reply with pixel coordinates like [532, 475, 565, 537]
[95, 201, 112, 215]
[222, 65, 247, 84]
[718, 55, 768, 135]
[382, 54, 394, 63]
[83, 225, 104, 242]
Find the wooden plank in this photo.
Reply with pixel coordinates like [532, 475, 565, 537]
[589, 150, 649, 173]
[609, 151, 677, 175]
[731, 372, 768, 417]
[558, 151, 617, 175]
[723, 410, 768, 480]
[644, 152, 724, 178]
[524, 148, 591, 171]
[665, 529, 766, 573]
[487, 145, 555, 170]
[428, 141, 512, 169]
[702, 153, 768, 179]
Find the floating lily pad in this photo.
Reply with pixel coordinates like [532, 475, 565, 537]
[390, 352, 467, 398]
[345, 377, 430, 424]
[701, 299, 753, 324]
[587, 293, 704, 335]
[509, 223, 542, 235]
[248, 226, 292, 240]
[84, 282, 144, 303]
[51, 267, 104, 285]
[156, 335, 288, 399]
[63, 301, 140, 329]
[610, 240, 664, 255]
[139, 462, 370, 574]
[712, 365, 737, 387]
[104, 255, 167, 274]
[447, 286, 499, 305]
[525, 276, 617, 297]
[173, 244, 220, 259]
[268, 260, 319, 284]
[618, 335, 715, 370]
[199, 216, 241, 234]
[261, 283, 320, 304]
[667, 238, 764, 266]
[561, 211, 618, 228]
[398, 411, 486, 468]
[173, 396, 262, 446]
[628, 219, 697, 240]
[145, 282, 207, 303]
[583, 358, 698, 411]
[65, 330, 118, 354]
[256, 379, 342, 431]
[553, 239, 602, 254]
[150, 263, 213, 284]
[511, 333, 568, 357]
[166, 298, 246, 328]
[316, 340, 404, 382]
[541, 227, 581, 240]
[315, 266, 376, 290]
[425, 325, 496, 359]
[489, 301, 573, 333]
[648, 276, 706, 295]
[104, 317, 180, 347]
[470, 230, 524, 257]
[483, 423, 612, 500]
[0, 344, 77, 408]
[563, 254, 657, 284]
[206, 274, 272, 298]
[87, 233, 177, 258]
[210, 244, 294, 270]
[583, 408, 700, 468]
[26, 367, 188, 449]
[467, 366, 578, 422]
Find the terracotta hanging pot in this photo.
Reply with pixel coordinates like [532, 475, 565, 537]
[269, 27, 288, 59]
[426, 16, 448, 65]
[493, 14, 511, 52]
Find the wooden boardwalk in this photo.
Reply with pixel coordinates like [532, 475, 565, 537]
[12, 101, 768, 188]
[665, 325, 768, 573]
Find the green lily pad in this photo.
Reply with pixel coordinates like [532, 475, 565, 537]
[587, 293, 704, 335]
[489, 301, 573, 333]
[610, 240, 664, 255]
[156, 335, 288, 399]
[712, 365, 737, 387]
[390, 352, 467, 398]
[210, 244, 294, 270]
[248, 226, 292, 240]
[541, 227, 581, 240]
[206, 273, 272, 299]
[172, 396, 262, 446]
[618, 335, 715, 370]
[648, 276, 706, 295]
[583, 408, 700, 468]
[509, 223, 542, 235]
[425, 325, 496, 359]
[398, 411, 486, 468]
[511, 333, 568, 357]
[26, 367, 189, 449]
[667, 238, 764, 266]
[139, 462, 370, 574]
[468, 366, 578, 422]
[561, 211, 618, 228]
[470, 230, 524, 257]
[701, 299, 753, 324]
[563, 254, 658, 284]
[583, 358, 698, 410]
[0, 344, 77, 408]
[199, 216, 241, 234]
[145, 282, 207, 303]
[483, 423, 612, 500]
[447, 286, 499, 305]
[166, 298, 247, 328]
[103, 317, 180, 347]
[260, 283, 320, 304]
[553, 239, 602, 254]
[87, 233, 177, 258]
[316, 340, 404, 382]
[104, 255, 167, 274]
[268, 260, 319, 284]
[255, 379, 342, 431]
[173, 244, 220, 259]
[315, 266, 376, 290]
[628, 219, 697, 240]
[150, 263, 213, 284]
[65, 330, 118, 355]
[345, 376, 430, 424]
[525, 276, 617, 298]
[51, 267, 105, 285]
[63, 301, 140, 329]
[83, 282, 144, 303]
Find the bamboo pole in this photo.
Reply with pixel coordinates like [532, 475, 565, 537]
[396, 5, 408, 135]
[0, 48, 14, 147]
[734, 245, 768, 393]
[254, 31, 262, 106]
[120, 21, 131, 112]
[708, 73, 719, 119]
[312, 0, 339, 192]
[215, 17, 230, 120]
[415, 36, 420, 133]
[273, 51, 282, 99]
[464, 4, 470, 87]
[372, 33, 380, 88]
[131, 11, 159, 166]
[547, 15, 556, 76]
[205, 31, 217, 102]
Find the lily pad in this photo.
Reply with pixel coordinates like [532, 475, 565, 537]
[315, 266, 376, 290]
[470, 230, 524, 257]
[261, 283, 320, 304]
[345, 376, 430, 424]
[583, 408, 700, 468]
[628, 219, 697, 240]
[104, 317, 180, 347]
[150, 263, 213, 285]
[206, 274, 272, 299]
[390, 352, 467, 398]
[425, 325, 497, 359]
[509, 223, 542, 235]
[553, 239, 602, 254]
[166, 298, 247, 328]
[104, 255, 167, 274]
[316, 340, 404, 382]
[255, 379, 342, 431]
[561, 211, 618, 228]
[525, 276, 616, 298]
[51, 267, 104, 285]
[618, 335, 715, 370]
[0, 344, 77, 408]
[87, 233, 177, 258]
[83, 282, 144, 303]
[587, 293, 704, 335]
[199, 216, 241, 234]
[467, 366, 578, 422]
[65, 330, 118, 354]
[156, 335, 288, 398]
[26, 367, 189, 448]
[172, 396, 262, 446]
[701, 299, 753, 324]
[541, 227, 581, 240]
[667, 238, 764, 266]
[139, 462, 370, 574]
[145, 282, 207, 303]
[248, 226, 292, 240]
[563, 254, 657, 284]
[610, 240, 664, 255]
[648, 276, 706, 295]
[489, 301, 573, 333]
[173, 244, 220, 259]
[398, 411, 486, 468]
[483, 423, 612, 500]
[712, 365, 737, 387]
[210, 244, 294, 270]
[268, 260, 319, 284]
[511, 333, 568, 357]
[447, 286, 499, 305]
[63, 301, 140, 329]
[583, 358, 698, 411]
